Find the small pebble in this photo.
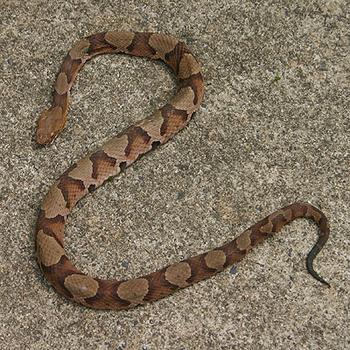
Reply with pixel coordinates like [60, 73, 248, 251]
[230, 266, 238, 275]
[116, 341, 126, 350]
[177, 191, 185, 200]
[121, 260, 129, 268]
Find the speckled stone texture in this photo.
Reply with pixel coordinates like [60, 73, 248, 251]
[0, 0, 349, 349]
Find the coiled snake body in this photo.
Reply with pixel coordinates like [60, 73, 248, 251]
[36, 31, 330, 310]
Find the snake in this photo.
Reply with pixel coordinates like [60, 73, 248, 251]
[35, 31, 330, 310]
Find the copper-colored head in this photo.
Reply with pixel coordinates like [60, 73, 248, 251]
[36, 106, 65, 144]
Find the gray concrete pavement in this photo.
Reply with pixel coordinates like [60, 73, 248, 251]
[0, 1, 349, 349]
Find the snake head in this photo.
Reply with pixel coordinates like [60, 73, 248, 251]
[36, 106, 65, 145]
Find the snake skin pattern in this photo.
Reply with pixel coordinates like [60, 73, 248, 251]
[36, 31, 330, 310]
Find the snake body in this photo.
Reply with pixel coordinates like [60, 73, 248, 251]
[36, 31, 330, 310]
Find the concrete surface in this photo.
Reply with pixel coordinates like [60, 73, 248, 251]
[0, 0, 349, 349]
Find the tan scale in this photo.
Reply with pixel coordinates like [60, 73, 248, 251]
[135, 111, 165, 141]
[148, 33, 179, 59]
[260, 219, 274, 234]
[55, 72, 69, 95]
[64, 274, 99, 300]
[41, 182, 70, 218]
[236, 229, 252, 251]
[204, 250, 227, 270]
[102, 134, 130, 161]
[37, 230, 65, 267]
[164, 262, 192, 288]
[170, 86, 196, 112]
[117, 278, 149, 304]
[268, 209, 290, 222]
[178, 53, 201, 80]
[69, 39, 90, 60]
[68, 157, 97, 187]
[104, 31, 135, 52]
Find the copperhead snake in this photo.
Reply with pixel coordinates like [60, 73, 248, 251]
[35, 31, 330, 310]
